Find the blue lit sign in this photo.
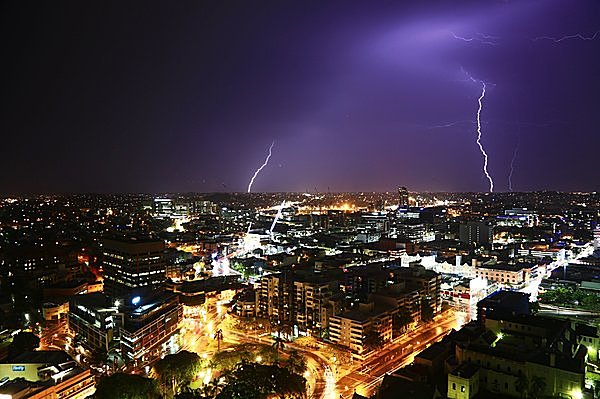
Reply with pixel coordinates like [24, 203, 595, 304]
[12, 365, 25, 372]
[131, 296, 141, 306]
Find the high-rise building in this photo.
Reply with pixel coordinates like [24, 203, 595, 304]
[328, 301, 394, 356]
[459, 221, 493, 246]
[101, 237, 166, 298]
[68, 293, 118, 351]
[294, 276, 339, 335]
[119, 292, 182, 363]
[259, 272, 294, 324]
[397, 186, 409, 209]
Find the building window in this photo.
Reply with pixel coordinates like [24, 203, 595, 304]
[461, 386, 465, 392]
[453, 383, 456, 390]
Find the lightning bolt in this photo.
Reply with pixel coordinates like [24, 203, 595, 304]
[247, 141, 274, 193]
[449, 31, 499, 46]
[476, 32, 500, 40]
[533, 30, 600, 43]
[424, 120, 476, 129]
[461, 67, 495, 193]
[508, 136, 520, 192]
[269, 200, 286, 237]
[473, 81, 494, 193]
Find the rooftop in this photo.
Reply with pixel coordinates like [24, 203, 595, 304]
[450, 362, 479, 379]
[4, 350, 72, 365]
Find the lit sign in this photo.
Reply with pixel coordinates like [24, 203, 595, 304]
[12, 365, 25, 372]
[131, 296, 141, 306]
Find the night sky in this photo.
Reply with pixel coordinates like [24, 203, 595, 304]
[2, 1, 599, 193]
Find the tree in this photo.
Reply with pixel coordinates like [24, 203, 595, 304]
[154, 350, 204, 397]
[530, 376, 546, 399]
[363, 328, 383, 352]
[8, 331, 40, 358]
[94, 373, 162, 399]
[215, 329, 224, 351]
[272, 336, 286, 364]
[515, 372, 529, 398]
[279, 322, 294, 340]
[210, 345, 253, 371]
[285, 350, 307, 376]
[216, 361, 306, 399]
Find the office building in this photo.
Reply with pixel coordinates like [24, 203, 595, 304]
[398, 186, 409, 208]
[119, 292, 183, 363]
[101, 237, 166, 298]
[459, 221, 493, 246]
[68, 293, 118, 351]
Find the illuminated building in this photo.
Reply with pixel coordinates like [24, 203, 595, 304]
[393, 265, 442, 314]
[153, 198, 191, 219]
[259, 272, 295, 324]
[447, 363, 480, 399]
[370, 283, 421, 328]
[68, 293, 118, 351]
[0, 351, 95, 399]
[450, 314, 586, 398]
[496, 208, 539, 227]
[101, 237, 166, 298]
[459, 221, 493, 246]
[258, 271, 341, 335]
[360, 213, 389, 233]
[328, 301, 394, 356]
[440, 277, 491, 321]
[398, 186, 409, 209]
[293, 276, 339, 335]
[575, 323, 599, 363]
[516, 244, 565, 261]
[119, 292, 182, 363]
[0, 245, 79, 288]
[394, 221, 435, 243]
[42, 300, 69, 321]
[474, 263, 531, 287]
[232, 289, 259, 318]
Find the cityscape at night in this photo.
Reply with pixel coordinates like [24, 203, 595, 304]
[1, 1, 600, 399]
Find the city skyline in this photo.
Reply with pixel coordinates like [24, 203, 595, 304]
[2, 1, 600, 193]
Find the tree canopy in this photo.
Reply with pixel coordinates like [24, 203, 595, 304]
[154, 351, 204, 397]
[284, 350, 307, 376]
[216, 361, 306, 399]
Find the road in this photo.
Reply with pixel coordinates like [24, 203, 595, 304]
[224, 329, 331, 399]
[178, 302, 462, 399]
[336, 311, 459, 399]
